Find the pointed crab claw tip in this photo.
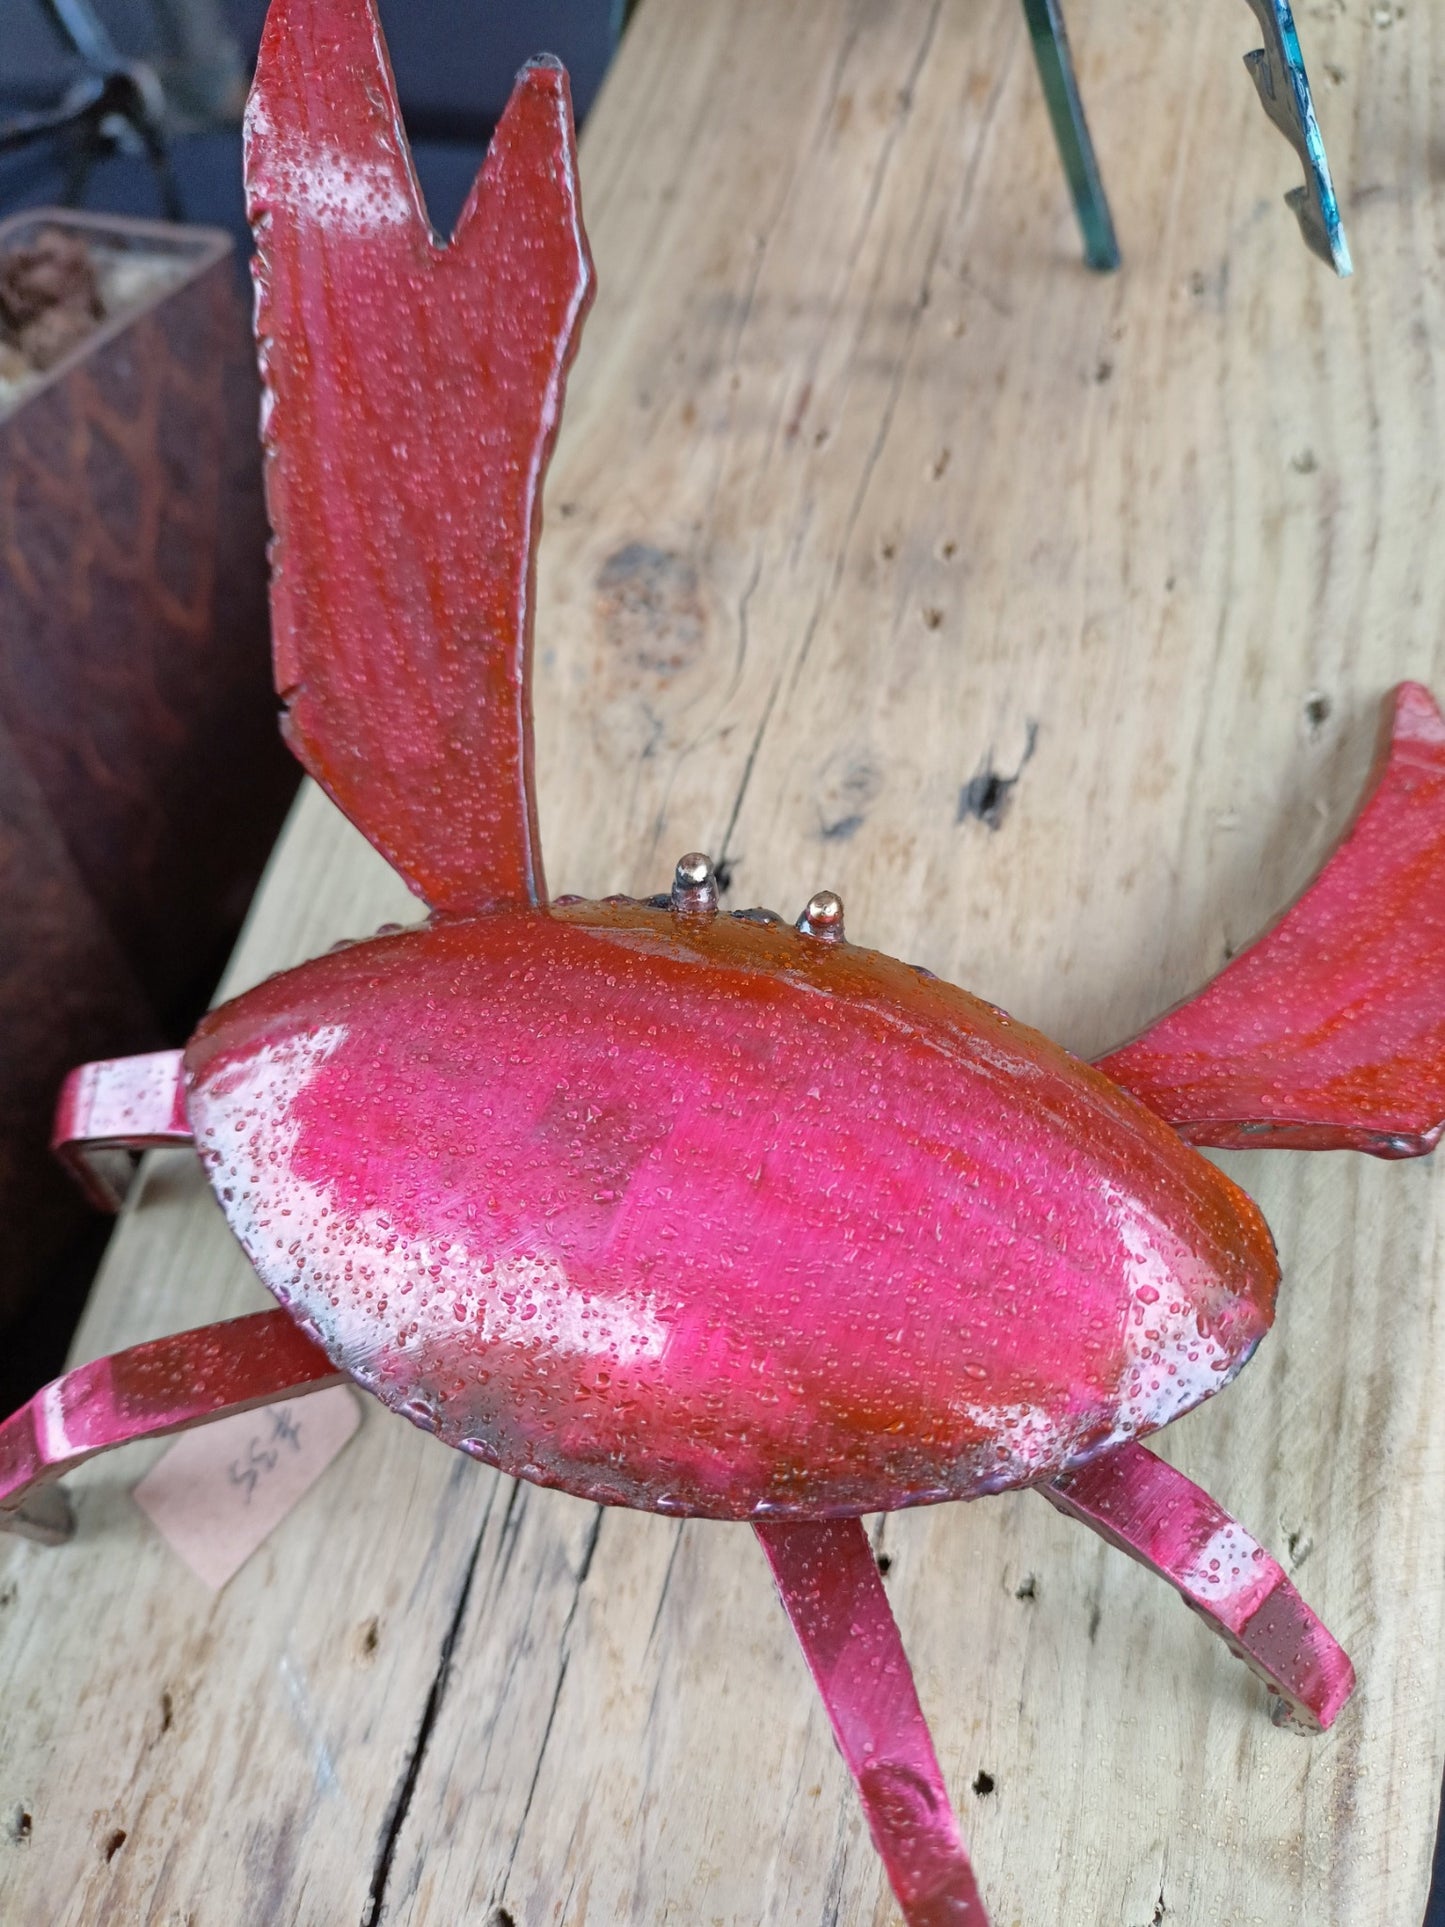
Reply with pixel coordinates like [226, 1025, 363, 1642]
[1394, 680, 1445, 741]
[522, 53, 567, 76]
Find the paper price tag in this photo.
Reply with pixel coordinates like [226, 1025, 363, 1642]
[133, 1386, 361, 1590]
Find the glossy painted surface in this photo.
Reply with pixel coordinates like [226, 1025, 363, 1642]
[0, 1310, 338, 1542]
[185, 901, 1278, 1520]
[756, 1518, 987, 1926]
[11, 10, 1382, 1922]
[51, 1047, 190, 1210]
[1044, 1442, 1355, 1732]
[245, 1, 593, 915]
[1102, 684, 1445, 1155]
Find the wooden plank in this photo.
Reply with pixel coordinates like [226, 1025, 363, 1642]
[4, 0, 1445, 1921]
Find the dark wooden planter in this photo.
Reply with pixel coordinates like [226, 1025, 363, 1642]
[0, 209, 295, 1359]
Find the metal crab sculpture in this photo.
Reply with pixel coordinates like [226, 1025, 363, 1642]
[0, 2, 1435, 1919]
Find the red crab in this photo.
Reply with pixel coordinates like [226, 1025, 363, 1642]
[3, 3, 1443, 1920]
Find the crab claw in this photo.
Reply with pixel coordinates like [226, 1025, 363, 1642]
[246, 0, 595, 916]
[1102, 684, 1445, 1157]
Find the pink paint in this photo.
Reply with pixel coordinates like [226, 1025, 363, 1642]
[1045, 1442, 1355, 1730]
[52, 1048, 190, 1210]
[246, 4, 593, 915]
[3, 7, 1399, 1922]
[0, 1310, 339, 1539]
[1101, 683, 1445, 1155]
[757, 1518, 988, 1925]
[184, 903, 1277, 1519]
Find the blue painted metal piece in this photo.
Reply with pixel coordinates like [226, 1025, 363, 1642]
[1241, 0, 1352, 274]
[1020, 0, 1350, 277]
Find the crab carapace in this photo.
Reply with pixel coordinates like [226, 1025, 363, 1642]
[2, 3, 1437, 1920]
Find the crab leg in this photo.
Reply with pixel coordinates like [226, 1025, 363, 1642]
[755, 1518, 989, 1927]
[1042, 1441, 1354, 1732]
[52, 1049, 191, 1210]
[0, 1310, 341, 1545]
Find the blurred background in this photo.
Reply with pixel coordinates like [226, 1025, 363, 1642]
[0, 0, 622, 1416]
[2, 0, 621, 239]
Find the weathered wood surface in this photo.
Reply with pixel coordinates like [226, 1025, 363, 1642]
[4, 1, 1445, 1921]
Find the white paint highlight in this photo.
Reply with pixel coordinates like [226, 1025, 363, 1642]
[1102, 1183, 1235, 1444]
[193, 1028, 671, 1394]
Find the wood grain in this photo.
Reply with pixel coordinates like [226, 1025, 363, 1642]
[4, 1, 1445, 1921]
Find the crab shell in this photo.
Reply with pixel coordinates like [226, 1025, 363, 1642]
[185, 899, 1277, 1519]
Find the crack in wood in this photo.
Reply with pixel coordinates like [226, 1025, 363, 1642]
[363, 1523, 489, 1925]
[492, 1477, 531, 1590]
[645, 1520, 687, 1651]
[650, 545, 764, 875]
[717, 4, 1013, 865]
[713, 6, 976, 894]
[502, 1659, 571, 1893]
[573, 1504, 605, 1589]
[499, 1508, 605, 1896]
[717, 669, 783, 875]
[1135, 1880, 1167, 1925]
[816, 1770, 856, 1927]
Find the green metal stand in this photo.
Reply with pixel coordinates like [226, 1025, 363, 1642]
[1020, 0, 1120, 273]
